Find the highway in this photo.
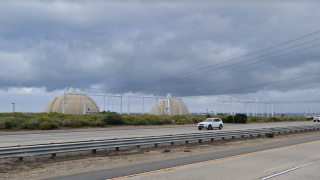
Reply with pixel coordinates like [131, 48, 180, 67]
[0, 121, 317, 147]
[120, 137, 320, 180]
[46, 135, 320, 180]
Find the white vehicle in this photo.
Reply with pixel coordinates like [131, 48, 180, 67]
[314, 116, 320, 122]
[198, 118, 223, 130]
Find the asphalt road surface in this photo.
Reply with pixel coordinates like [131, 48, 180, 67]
[120, 137, 320, 180]
[46, 135, 320, 180]
[0, 121, 317, 147]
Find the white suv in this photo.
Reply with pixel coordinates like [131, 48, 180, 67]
[314, 116, 320, 122]
[198, 118, 223, 130]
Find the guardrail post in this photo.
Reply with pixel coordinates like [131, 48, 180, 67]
[154, 144, 158, 148]
[222, 137, 225, 140]
[52, 153, 57, 158]
[18, 157, 23, 162]
[116, 147, 119, 151]
[232, 136, 235, 139]
[92, 150, 97, 154]
[211, 138, 214, 141]
[258, 134, 260, 137]
[199, 139, 202, 143]
[171, 142, 174, 146]
[185, 141, 189, 144]
[136, 145, 141, 149]
[241, 135, 244, 138]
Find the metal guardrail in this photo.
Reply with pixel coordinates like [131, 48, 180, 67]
[1, 124, 320, 160]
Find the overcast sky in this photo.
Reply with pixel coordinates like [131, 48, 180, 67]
[1, 0, 320, 114]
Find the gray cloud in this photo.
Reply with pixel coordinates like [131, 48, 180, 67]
[1, 0, 320, 99]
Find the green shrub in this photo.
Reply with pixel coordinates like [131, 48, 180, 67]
[80, 119, 89, 126]
[192, 117, 201, 123]
[89, 121, 104, 127]
[103, 113, 124, 125]
[149, 119, 164, 125]
[236, 114, 247, 123]
[61, 118, 72, 127]
[161, 117, 173, 124]
[70, 119, 89, 127]
[5, 120, 14, 129]
[0, 118, 5, 129]
[269, 117, 280, 122]
[221, 116, 228, 123]
[71, 121, 81, 127]
[266, 132, 274, 138]
[39, 122, 58, 130]
[139, 119, 148, 125]
[176, 119, 186, 125]
[132, 120, 139, 126]
[19, 122, 36, 129]
[226, 114, 247, 123]
[248, 116, 259, 122]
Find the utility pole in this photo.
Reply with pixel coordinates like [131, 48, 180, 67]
[128, 91, 132, 114]
[233, 112, 235, 124]
[12, 103, 15, 113]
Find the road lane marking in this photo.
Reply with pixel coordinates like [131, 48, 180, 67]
[106, 139, 320, 180]
[264, 163, 294, 172]
[261, 162, 314, 180]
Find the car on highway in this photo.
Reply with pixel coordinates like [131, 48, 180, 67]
[198, 118, 223, 130]
[314, 116, 320, 122]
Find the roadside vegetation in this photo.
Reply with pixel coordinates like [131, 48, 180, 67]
[0, 111, 311, 130]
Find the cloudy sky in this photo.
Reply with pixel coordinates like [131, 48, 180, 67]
[1, 0, 320, 114]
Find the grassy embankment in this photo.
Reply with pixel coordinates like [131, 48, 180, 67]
[0, 112, 310, 130]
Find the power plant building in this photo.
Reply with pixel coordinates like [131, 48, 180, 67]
[149, 97, 189, 115]
[44, 89, 99, 115]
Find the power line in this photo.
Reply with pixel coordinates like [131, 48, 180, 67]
[155, 43, 320, 93]
[274, 100, 320, 103]
[172, 71, 320, 95]
[208, 72, 320, 95]
[169, 55, 320, 93]
[122, 30, 320, 90]
[178, 78, 320, 100]
[131, 37, 320, 89]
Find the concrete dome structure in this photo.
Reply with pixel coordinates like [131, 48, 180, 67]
[44, 92, 99, 115]
[149, 98, 189, 115]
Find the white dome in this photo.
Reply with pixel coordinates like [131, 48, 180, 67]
[149, 98, 189, 115]
[44, 93, 99, 115]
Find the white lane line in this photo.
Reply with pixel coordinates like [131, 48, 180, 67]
[261, 162, 314, 180]
[264, 163, 294, 172]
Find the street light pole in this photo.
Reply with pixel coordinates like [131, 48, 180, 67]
[128, 91, 132, 114]
[12, 103, 15, 113]
[206, 109, 208, 115]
